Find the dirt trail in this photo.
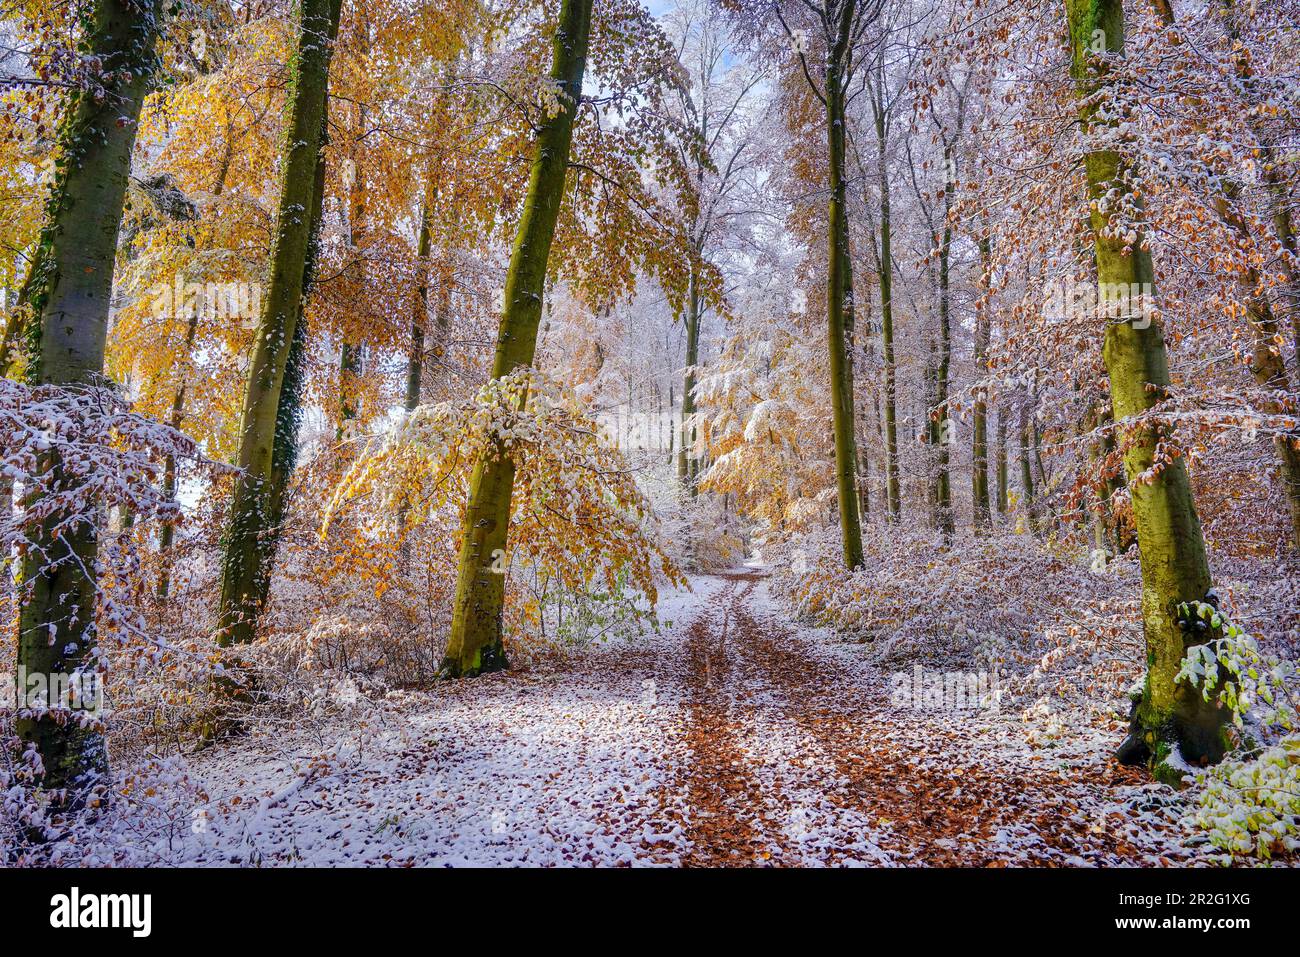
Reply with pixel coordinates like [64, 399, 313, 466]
[673, 577, 801, 865]
[670, 568, 1174, 867]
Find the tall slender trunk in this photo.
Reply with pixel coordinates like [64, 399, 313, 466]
[858, 443, 870, 523]
[158, 161, 232, 599]
[1030, 375, 1052, 529]
[337, 17, 371, 439]
[441, 0, 594, 677]
[1206, 198, 1300, 549]
[667, 381, 675, 466]
[1156, 0, 1300, 376]
[217, 0, 342, 648]
[396, 199, 434, 570]
[875, 106, 900, 521]
[1018, 395, 1037, 534]
[928, 151, 953, 538]
[405, 200, 433, 414]
[678, 266, 699, 496]
[1263, 168, 1300, 371]
[16, 0, 160, 796]
[1067, 0, 1226, 778]
[1242, 286, 1300, 550]
[995, 405, 1009, 516]
[1147, 0, 1300, 547]
[826, 28, 864, 569]
[156, 312, 199, 599]
[971, 235, 992, 529]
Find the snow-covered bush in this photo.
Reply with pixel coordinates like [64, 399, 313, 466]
[0, 379, 221, 859]
[769, 523, 1144, 692]
[1177, 608, 1300, 862]
[315, 368, 682, 674]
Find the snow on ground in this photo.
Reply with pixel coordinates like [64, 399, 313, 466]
[71, 568, 1208, 866]
[161, 642, 693, 865]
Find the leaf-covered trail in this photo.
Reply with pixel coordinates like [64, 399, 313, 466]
[147, 569, 1193, 867]
[656, 569, 1187, 867]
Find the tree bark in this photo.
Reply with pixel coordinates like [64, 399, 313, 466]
[16, 0, 160, 796]
[678, 267, 699, 497]
[874, 104, 901, 521]
[1018, 394, 1037, 533]
[995, 404, 1009, 516]
[1145, 0, 1300, 548]
[441, 0, 594, 677]
[971, 235, 992, 529]
[821, 0, 864, 569]
[928, 144, 953, 538]
[405, 200, 433, 413]
[1067, 0, 1226, 778]
[217, 0, 342, 648]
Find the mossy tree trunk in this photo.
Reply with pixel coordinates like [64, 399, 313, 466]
[1066, 0, 1227, 777]
[16, 0, 160, 796]
[440, 0, 593, 678]
[217, 0, 342, 649]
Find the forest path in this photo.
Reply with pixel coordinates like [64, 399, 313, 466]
[162, 568, 1190, 867]
[664, 568, 1175, 867]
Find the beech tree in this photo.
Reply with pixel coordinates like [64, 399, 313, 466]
[14, 0, 160, 796]
[440, 0, 596, 677]
[769, 0, 887, 568]
[216, 0, 343, 649]
[1065, 0, 1227, 777]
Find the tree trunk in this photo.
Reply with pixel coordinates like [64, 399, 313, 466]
[1067, 0, 1226, 778]
[336, 17, 371, 439]
[995, 404, 1009, 516]
[824, 8, 864, 569]
[157, 161, 233, 599]
[875, 107, 901, 521]
[678, 266, 699, 497]
[972, 236, 992, 530]
[217, 0, 342, 648]
[441, 0, 593, 678]
[1241, 289, 1300, 551]
[928, 153, 953, 539]
[1018, 395, 1037, 534]
[16, 0, 160, 797]
[156, 312, 199, 599]
[405, 200, 433, 414]
[858, 442, 870, 523]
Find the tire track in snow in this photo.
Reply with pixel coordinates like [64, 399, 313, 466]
[671, 576, 799, 866]
[728, 570, 1168, 865]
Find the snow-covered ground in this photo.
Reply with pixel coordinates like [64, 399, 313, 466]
[67, 569, 1208, 866]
